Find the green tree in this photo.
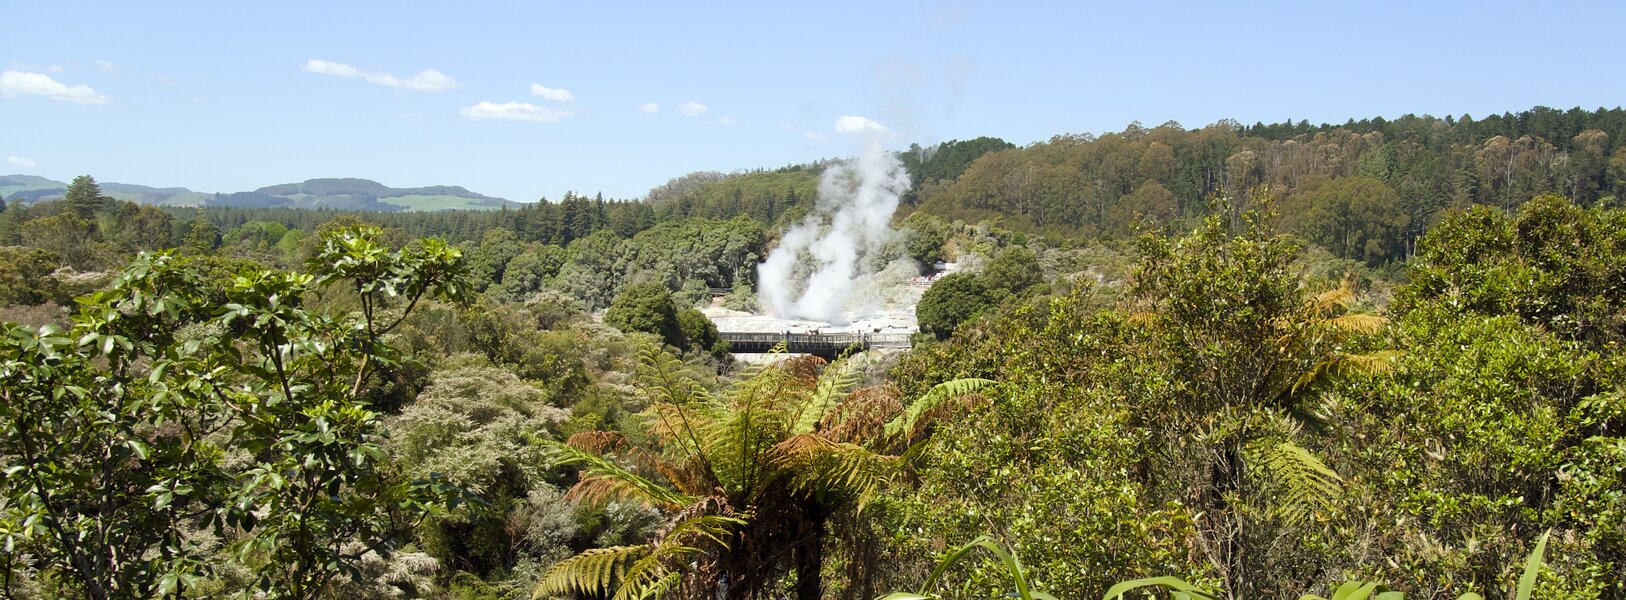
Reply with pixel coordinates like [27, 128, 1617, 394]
[0, 226, 469, 599]
[902, 212, 949, 267]
[604, 281, 684, 349]
[1608, 146, 1626, 199]
[492, 242, 566, 301]
[981, 246, 1045, 299]
[676, 307, 726, 357]
[0, 247, 62, 305]
[1299, 175, 1409, 264]
[63, 174, 110, 220]
[916, 273, 995, 340]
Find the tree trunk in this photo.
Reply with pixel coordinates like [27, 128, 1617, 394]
[794, 505, 826, 600]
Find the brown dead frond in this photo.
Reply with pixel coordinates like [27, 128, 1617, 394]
[821, 385, 905, 444]
[568, 430, 630, 454]
[780, 354, 827, 383]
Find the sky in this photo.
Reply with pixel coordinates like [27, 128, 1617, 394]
[4, 1, 1625, 201]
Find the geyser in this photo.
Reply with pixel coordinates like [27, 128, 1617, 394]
[757, 119, 912, 323]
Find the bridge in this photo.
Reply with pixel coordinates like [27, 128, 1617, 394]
[719, 331, 913, 358]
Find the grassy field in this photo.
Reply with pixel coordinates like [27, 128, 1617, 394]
[380, 194, 505, 211]
[0, 179, 66, 200]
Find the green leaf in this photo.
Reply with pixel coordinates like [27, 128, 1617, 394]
[1514, 529, 1550, 600]
[1103, 577, 1221, 600]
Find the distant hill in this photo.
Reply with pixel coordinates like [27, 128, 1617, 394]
[0, 175, 512, 212]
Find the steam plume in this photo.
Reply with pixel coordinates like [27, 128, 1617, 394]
[758, 118, 912, 323]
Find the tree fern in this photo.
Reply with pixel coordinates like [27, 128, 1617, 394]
[1256, 441, 1343, 526]
[543, 441, 695, 510]
[1290, 350, 1402, 396]
[884, 378, 997, 441]
[788, 358, 859, 436]
[534, 545, 649, 599]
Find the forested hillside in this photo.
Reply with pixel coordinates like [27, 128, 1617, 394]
[2, 106, 1625, 599]
[917, 108, 1626, 261]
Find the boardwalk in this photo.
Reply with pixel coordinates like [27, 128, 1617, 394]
[719, 331, 913, 357]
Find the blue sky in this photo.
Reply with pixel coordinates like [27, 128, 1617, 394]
[4, 1, 1624, 201]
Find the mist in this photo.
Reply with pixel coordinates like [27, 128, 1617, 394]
[757, 122, 913, 323]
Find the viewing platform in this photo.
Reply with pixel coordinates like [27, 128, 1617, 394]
[718, 331, 914, 358]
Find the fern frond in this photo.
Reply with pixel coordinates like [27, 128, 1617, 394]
[660, 513, 745, 549]
[1322, 313, 1388, 335]
[885, 378, 997, 441]
[1257, 441, 1342, 526]
[1291, 350, 1402, 396]
[544, 441, 695, 510]
[567, 430, 630, 453]
[534, 545, 649, 599]
[613, 567, 681, 600]
[775, 434, 900, 509]
[822, 385, 904, 444]
[1306, 286, 1355, 315]
[789, 358, 859, 435]
[636, 345, 709, 407]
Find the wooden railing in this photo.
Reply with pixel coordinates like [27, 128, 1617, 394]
[718, 331, 913, 355]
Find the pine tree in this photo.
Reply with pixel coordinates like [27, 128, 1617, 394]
[65, 174, 109, 220]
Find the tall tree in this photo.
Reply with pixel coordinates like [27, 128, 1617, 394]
[64, 174, 110, 220]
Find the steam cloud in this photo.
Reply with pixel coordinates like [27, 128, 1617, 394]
[758, 119, 913, 323]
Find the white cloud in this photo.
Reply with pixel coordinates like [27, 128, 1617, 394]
[802, 132, 828, 141]
[302, 59, 359, 77]
[637, 102, 660, 113]
[95, 59, 119, 73]
[302, 59, 459, 92]
[0, 70, 110, 104]
[6, 155, 38, 169]
[834, 115, 887, 134]
[719, 116, 736, 126]
[461, 101, 572, 123]
[47, 65, 63, 73]
[530, 84, 574, 102]
[678, 101, 708, 117]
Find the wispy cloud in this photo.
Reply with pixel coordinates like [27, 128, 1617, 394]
[802, 132, 828, 141]
[530, 84, 574, 102]
[835, 115, 887, 134]
[302, 59, 359, 77]
[719, 116, 736, 126]
[95, 59, 119, 73]
[461, 101, 572, 123]
[301, 59, 460, 92]
[678, 101, 708, 117]
[637, 102, 660, 113]
[0, 70, 110, 104]
[6, 155, 38, 168]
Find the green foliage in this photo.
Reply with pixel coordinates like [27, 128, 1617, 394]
[677, 307, 727, 358]
[540, 346, 997, 600]
[63, 174, 110, 220]
[1298, 175, 1409, 265]
[982, 245, 1045, 299]
[605, 282, 685, 350]
[0, 226, 469, 599]
[491, 242, 566, 302]
[901, 212, 950, 267]
[0, 246, 62, 305]
[1254, 441, 1344, 527]
[1398, 195, 1626, 348]
[879, 535, 1059, 600]
[916, 272, 994, 340]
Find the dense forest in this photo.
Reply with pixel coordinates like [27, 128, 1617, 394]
[2, 105, 1624, 599]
